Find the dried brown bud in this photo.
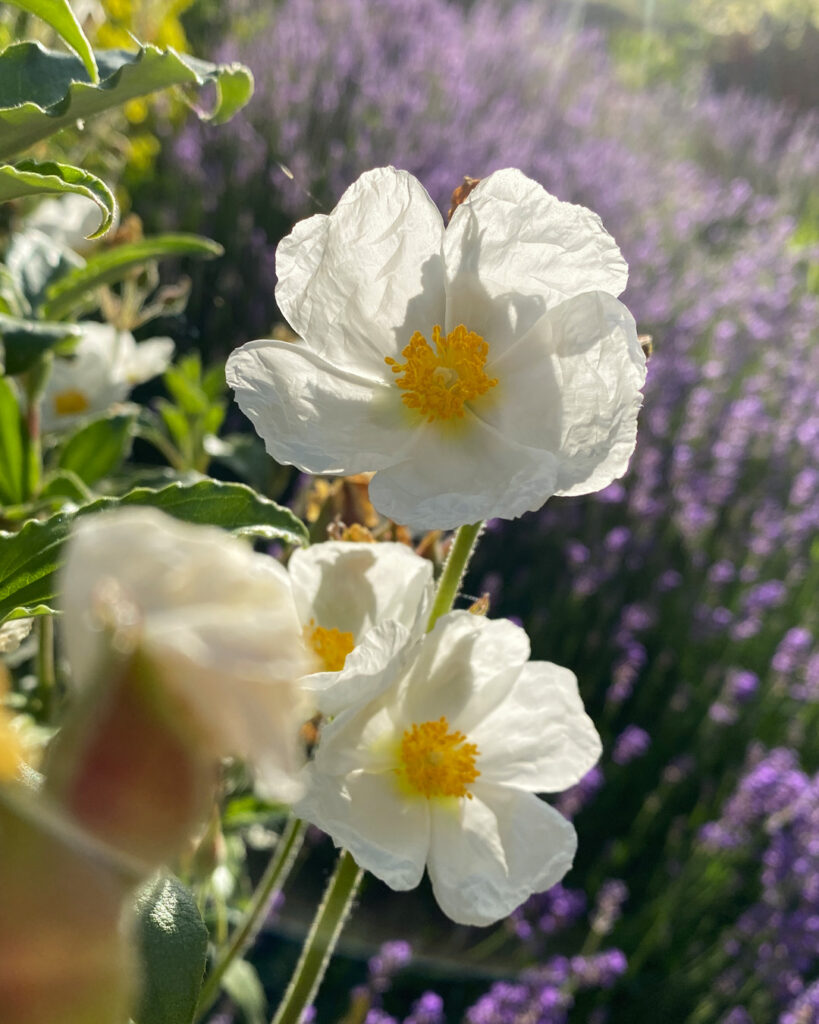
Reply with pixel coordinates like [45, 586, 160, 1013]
[447, 176, 482, 222]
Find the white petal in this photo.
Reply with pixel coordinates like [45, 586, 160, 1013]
[276, 167, 446, 379]
[367, 415, 558, 530]
[123, 337, 175, 386]
[303, 619, 414, 718]
[444, 169, 628, 356]
[471, 662, 602, 792]
[296, 767, 429, 890]
[289, 541, 433, 643]
[427, 785, 577, 926]
[481, 291, 645, 496]
[394, 612, 530, 734]
[226, 339, 414, 474]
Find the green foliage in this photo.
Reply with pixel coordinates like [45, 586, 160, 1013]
[0, 313, 79, 375]
[0, 160, 116, 235]
[56, 410, 136, 486]
[0, 374, 37, 505]
[0, 479, 309, 622]
[0, 41, 253, 160]
[221, 959, 267, 1024]
[40, 234, 223, 320]
[4, 0, 98, 81]
[133, 874, 208, 1024]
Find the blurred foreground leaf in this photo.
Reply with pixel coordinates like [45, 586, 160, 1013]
[0, 313, 79, 375]
[40, 234, 223, 320]
[4, 0, 98, 82]
[133, 874, 208, 1024]
[0, 42, 254, 160]
[0, 159, 115, 236]
[0, 479, 309, 621]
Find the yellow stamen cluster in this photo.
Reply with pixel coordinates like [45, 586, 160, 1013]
[304, 619, 355, 672]
[385, 324, 497, 423]
[54, 389, 91, 417]
[398, 716, 480, 799]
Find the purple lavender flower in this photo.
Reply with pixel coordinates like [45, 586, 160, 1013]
[612, 726, 651, 766]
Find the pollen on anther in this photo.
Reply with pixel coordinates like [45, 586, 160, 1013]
[385, 324, 497, 423]
[398, 716, 480, 799]
[304, 619, 355, 672]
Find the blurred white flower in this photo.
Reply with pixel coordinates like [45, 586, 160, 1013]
[0, 617, 33, 654]
[297, 610, 602, 926]
[61, 507, 310, 802]
[288, 540, 433, 713]
[227, 166, 646, 530]
[25, 193, 117, 251]
[41, 322, 174, 433]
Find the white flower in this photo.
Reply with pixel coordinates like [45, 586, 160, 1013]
[25, 193, 117, 251]
[61, 508, 311, 802]
[0, 616, 33, 654]
[227, 167, 646, 530]
[288, 540, 433, 712]
[296, 610, 602, 926]
[42, 322, 174, 433]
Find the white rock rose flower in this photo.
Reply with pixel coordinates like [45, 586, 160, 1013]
[226, 166, 646, 530]
[42, 322, 174, 433]
[61, 508, 311, 801]
[289, 540, 433, 712]
[296, 610, 602, 926]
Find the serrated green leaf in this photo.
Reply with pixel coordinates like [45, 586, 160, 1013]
[5, 0, 98, 83]
[57, 410, 135, 486]
[133, 874, 208, 1024]
[0, 478, 308, 622]
[40, 234, 222, 320]
[0, 42, 253, 160]
[0, 159, 115, 236]
[0, 313, 80, 375]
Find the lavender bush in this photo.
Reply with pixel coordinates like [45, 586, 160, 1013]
[139, 1, 819, 1021]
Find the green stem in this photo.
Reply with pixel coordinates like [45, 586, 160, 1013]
[195, 816, 307, 1022]
[36, 615, 56, 722]
[425, 521, 483, 632]
[271, 850, 363, 1024]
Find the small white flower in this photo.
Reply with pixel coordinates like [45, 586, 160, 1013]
[289, 540, 433, 713]
[297, 611, 602, 926]
[42, 322, 174, 433]
[25, 193, 118, 252]
[0, 617, 33, 654]
[61, 508, 311, 802]
[227, 166, 646, 530]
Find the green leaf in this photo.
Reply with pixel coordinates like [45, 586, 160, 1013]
[0, 42, 254, 160]
[0, 479, 309, 622]
[4, 0, 98, 83]
[39, 234, 223, 320]
[0, 313, 79, 375]
[133, 874, 208, 1024]
[57, 411, 135, 486]
[39, 467, 92, 504]
[0, 374, 34, 505]
[221, 959, 267, 1024]
[0, 160, 115, 236]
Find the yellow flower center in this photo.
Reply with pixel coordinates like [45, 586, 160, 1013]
[53, 389, 90, 417]
[398, 716, 480, 799]
[304, 619, 355, 672]
[385, 324, 497, 422]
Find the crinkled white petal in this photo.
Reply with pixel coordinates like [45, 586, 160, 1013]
[289, 540, 433, 641]
[302, 619, 414, 719]
[445, 169, 628, 357]
[296, 767, 429, 890]
[427, 784, 577, 926]
[393, 612, 530, 734]
[276, 167, 446, 379]
[226, 339, 414, 475]
[367, 416, 559, 530]
[60, 509, 309, 800]
[471, 662, 602, 792]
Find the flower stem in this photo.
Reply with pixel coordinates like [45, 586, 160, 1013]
[426, 521, 483, 632]
[36, 615, 56, 722]
[195, 816, 307, 1022]
[271, 849, 363, 1024]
